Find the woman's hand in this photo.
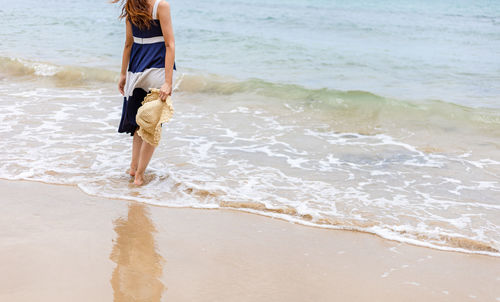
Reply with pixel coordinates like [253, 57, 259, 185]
[159, 82, 172, 101]
[118, 74, 126, 95]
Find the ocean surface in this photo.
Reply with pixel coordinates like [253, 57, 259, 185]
[0, 0, 499, 256]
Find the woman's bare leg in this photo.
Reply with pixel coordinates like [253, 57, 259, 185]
[134, 140, 156, 185]
[129, 130, 143, 176]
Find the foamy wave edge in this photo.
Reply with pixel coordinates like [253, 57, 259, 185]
[2, 176, 498, 257]
[0, 56, 119, 85]
[2, 55, 500, 129]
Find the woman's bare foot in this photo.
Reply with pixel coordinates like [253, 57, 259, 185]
[134, 173, 144, 186]
[128, 167, 136, 177]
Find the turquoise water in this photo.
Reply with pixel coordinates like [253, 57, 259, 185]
[1, 0, 500, 255]
[1, 0, 499, 106]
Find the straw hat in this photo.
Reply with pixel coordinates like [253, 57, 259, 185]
[136, 88, 174, 147]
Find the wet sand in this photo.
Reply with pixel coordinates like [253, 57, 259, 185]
[0, 179, 499, 302]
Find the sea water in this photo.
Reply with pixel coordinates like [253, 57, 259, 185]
[0, 0, 499, 255]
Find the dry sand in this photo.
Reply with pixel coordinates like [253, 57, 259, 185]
[0, 179, 499, 302]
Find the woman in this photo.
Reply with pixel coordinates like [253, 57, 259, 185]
[114, 0, 176, 186]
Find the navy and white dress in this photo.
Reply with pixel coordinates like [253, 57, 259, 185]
[118, 0, 176, 136]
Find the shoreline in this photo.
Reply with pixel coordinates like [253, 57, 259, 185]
[4, 177, 499, 258]
[1, 179, 499, 301]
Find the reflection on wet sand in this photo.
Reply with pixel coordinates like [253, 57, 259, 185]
[110, 203, 165, 302]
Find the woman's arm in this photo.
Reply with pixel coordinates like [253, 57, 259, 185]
[158, 1, 175, 100]
[118, 19, 134, 95]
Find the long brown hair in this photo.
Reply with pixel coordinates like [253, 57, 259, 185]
[112, 0, 153, 30]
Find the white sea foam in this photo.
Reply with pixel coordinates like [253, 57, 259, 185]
[0, 78, 499, 257]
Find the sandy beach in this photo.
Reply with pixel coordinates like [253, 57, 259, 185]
[1, 0, 499, 300]
[0, 179, 498, 301]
